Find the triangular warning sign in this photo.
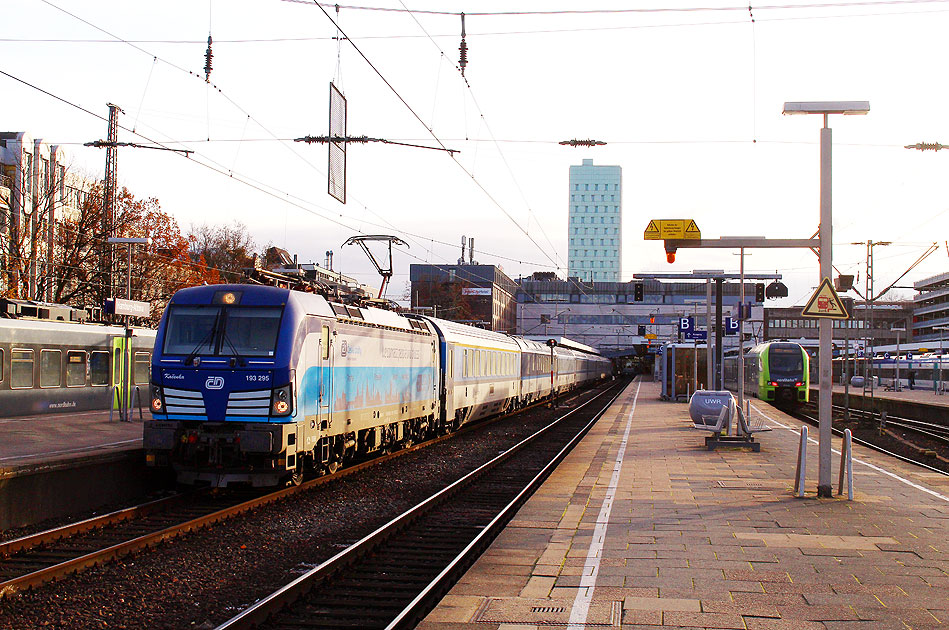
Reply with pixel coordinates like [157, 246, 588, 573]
[801, 277, 850, 319]
[643, 220, 661, 240]
[684, 220, 700, 235]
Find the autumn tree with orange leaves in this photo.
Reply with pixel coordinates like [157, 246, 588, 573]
[46, 185, 220, 324]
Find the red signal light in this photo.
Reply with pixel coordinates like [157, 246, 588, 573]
[666, 252, 676, 264]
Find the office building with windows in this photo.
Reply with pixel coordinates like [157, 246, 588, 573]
[567, 159, 622, 282]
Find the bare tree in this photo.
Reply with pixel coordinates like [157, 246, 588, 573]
[187, 221, 257, 283]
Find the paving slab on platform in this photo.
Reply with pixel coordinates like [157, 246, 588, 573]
[420, 378, 949, 630]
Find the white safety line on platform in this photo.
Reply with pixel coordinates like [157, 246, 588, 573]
[0, 438, 141, 463]
[751, 403, 949, 503]
[567, 379, 641, 630]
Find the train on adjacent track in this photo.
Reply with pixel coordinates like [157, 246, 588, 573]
[143, 284, 612, 487]
[723, 341, 810, 407]
[0, 300, 156, 417]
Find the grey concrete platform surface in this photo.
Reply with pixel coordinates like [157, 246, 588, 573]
[421, 378, 949, 629]
[0, 410, 149, 530]
[0, 409, 142, 471]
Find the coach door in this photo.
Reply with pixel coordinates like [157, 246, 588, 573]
[318, 325, 332, 428]
[111, 336, 126, 411]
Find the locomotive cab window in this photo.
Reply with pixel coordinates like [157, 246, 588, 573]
[11, 349, 32, 389]
[163, 305, 283, 357]
[66, 350, 87, 387]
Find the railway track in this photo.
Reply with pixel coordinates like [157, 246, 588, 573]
[792, 403, 949, 475]
[0, 383, 612, 600]
[215, 379, 626, 630]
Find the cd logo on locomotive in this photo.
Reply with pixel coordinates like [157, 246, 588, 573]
[205, 376, 225, 390]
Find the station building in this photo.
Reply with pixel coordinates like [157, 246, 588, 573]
[763, 301, 913, 355]
[911, 271, 949, 343]
[567, 159, 622, 283]
[516, 276, 761, 356]
[409, 264, 518, 333]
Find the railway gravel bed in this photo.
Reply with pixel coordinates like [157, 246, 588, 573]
[797, 401, 949, 473]
[0, 379, 623, 630]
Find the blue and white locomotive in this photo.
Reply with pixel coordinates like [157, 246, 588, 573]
[144, 284, 610, 486]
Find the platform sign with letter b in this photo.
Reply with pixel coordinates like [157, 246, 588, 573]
[679, 317, 693, 334]
[725, 316, 739, 336]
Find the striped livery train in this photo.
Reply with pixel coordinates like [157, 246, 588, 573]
[0, 301, 156, 417]
[143, 284, 611, 487]
[724, 341, 810, 407]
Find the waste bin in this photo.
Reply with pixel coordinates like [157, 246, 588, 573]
[850, 375, 865, 388]
[689, 390, 733, 428]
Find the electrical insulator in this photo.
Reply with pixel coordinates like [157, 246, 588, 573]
[204, 35, 213, 83]
[458, 13, 468, 77]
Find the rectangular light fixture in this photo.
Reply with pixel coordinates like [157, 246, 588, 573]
[108, 237, 152, 244]
[783, 101, 870, 115]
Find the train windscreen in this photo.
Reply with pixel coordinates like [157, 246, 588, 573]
[163, 306, 283, 357]
[769, 345, 804, 376]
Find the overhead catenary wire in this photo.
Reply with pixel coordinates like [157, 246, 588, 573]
[33, 0, 551, 279]
[310, 2, 567, 275]
[394, 1, 568, 275]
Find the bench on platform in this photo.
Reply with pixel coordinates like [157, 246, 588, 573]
[692, 394, 767, 452]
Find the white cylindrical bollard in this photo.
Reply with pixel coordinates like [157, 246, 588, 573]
[794, 426, 808, 498]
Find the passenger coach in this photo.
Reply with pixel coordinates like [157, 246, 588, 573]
[0, 317, 155, 417]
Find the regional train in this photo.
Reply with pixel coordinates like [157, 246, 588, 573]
[0, 302, 156, 417]
[834, 351, 949, 391]
[143, 285, 611, 487]
[723, 341, 809, 407]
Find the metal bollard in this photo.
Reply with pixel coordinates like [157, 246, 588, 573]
[837, 428, 854, 500]
[793, 425, 808, 498]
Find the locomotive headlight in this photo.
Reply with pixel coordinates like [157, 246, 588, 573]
[150, 384, 165, 413]
[271, 384, 293, 416]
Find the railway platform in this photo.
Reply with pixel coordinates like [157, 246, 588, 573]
[812, 382, 949, 407]
[0, 408, 143, 470]
[421, 378, 949, 629]
[0, 409, 151, 530]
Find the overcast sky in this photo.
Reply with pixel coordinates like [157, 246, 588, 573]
[4, 0, 948, 305]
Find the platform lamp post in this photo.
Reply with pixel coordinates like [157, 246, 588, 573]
[783, 100, 869, 498]
[108, 236, 151, 422]
[935, 326, 949, 395]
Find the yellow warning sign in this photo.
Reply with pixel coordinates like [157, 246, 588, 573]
[643, 220, 661, 240]
[643, 219, 701, 240]
[801, 277, 850, 320]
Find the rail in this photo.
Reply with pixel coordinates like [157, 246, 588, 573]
[213, 380, 625, 630]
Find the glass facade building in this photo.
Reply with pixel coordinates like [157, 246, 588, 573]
[567, 158, 622, 282]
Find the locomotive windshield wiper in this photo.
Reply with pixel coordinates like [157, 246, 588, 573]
[185, 308, 222, 365]
[220, 329, 247, 367]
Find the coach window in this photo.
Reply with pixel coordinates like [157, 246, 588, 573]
[66, 350, 87, 387]
[12, 349, 33, 389]
[134, 352, 151, 385]
[90, 351, 110, 386]
[40, 349, 62, 388]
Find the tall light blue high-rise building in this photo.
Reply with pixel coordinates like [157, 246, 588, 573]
[567, 159, 622, 282]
